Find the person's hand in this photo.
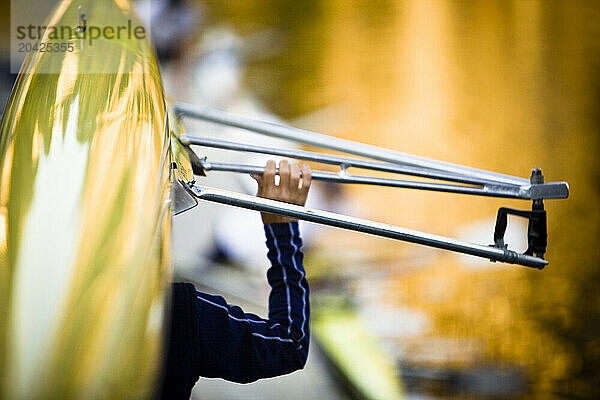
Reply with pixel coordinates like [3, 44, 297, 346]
[252, 159, 312, 225]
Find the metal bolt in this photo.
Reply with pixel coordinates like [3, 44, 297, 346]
[530, 168, 544, 184]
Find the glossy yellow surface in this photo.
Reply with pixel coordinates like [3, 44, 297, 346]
[170, 111, 195, 184]
[0, 1, 172, 398]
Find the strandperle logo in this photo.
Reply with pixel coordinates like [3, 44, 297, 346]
[15, 19, 147, 46]
[10, 0, 153, 73]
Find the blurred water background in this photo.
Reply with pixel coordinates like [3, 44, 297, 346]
[2, 0, 599, 399]
[176, 1, 599, 398]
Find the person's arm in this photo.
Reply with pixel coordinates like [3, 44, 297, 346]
[196, 160, 312, 383]
[195, 221, 308, 383]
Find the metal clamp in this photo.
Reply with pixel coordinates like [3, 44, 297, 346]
[492, 169, 548, 259]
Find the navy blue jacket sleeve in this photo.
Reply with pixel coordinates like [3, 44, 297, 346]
[195, 222, 310, 383]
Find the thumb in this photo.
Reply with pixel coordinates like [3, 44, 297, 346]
[250, 173, 262, 183]
[251, 173, 264, 196]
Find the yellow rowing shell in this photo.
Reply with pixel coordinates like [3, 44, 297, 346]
[0, 1, 177, 398]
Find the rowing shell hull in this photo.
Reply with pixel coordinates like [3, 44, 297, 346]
[0, 1, 172, 398]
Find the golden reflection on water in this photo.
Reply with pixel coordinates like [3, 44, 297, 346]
[204, 0, 599, 397]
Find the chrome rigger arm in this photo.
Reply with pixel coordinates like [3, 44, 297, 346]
[173, 103, 569, 268]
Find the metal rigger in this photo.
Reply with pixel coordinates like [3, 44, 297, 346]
[172, 103, 569, 269]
